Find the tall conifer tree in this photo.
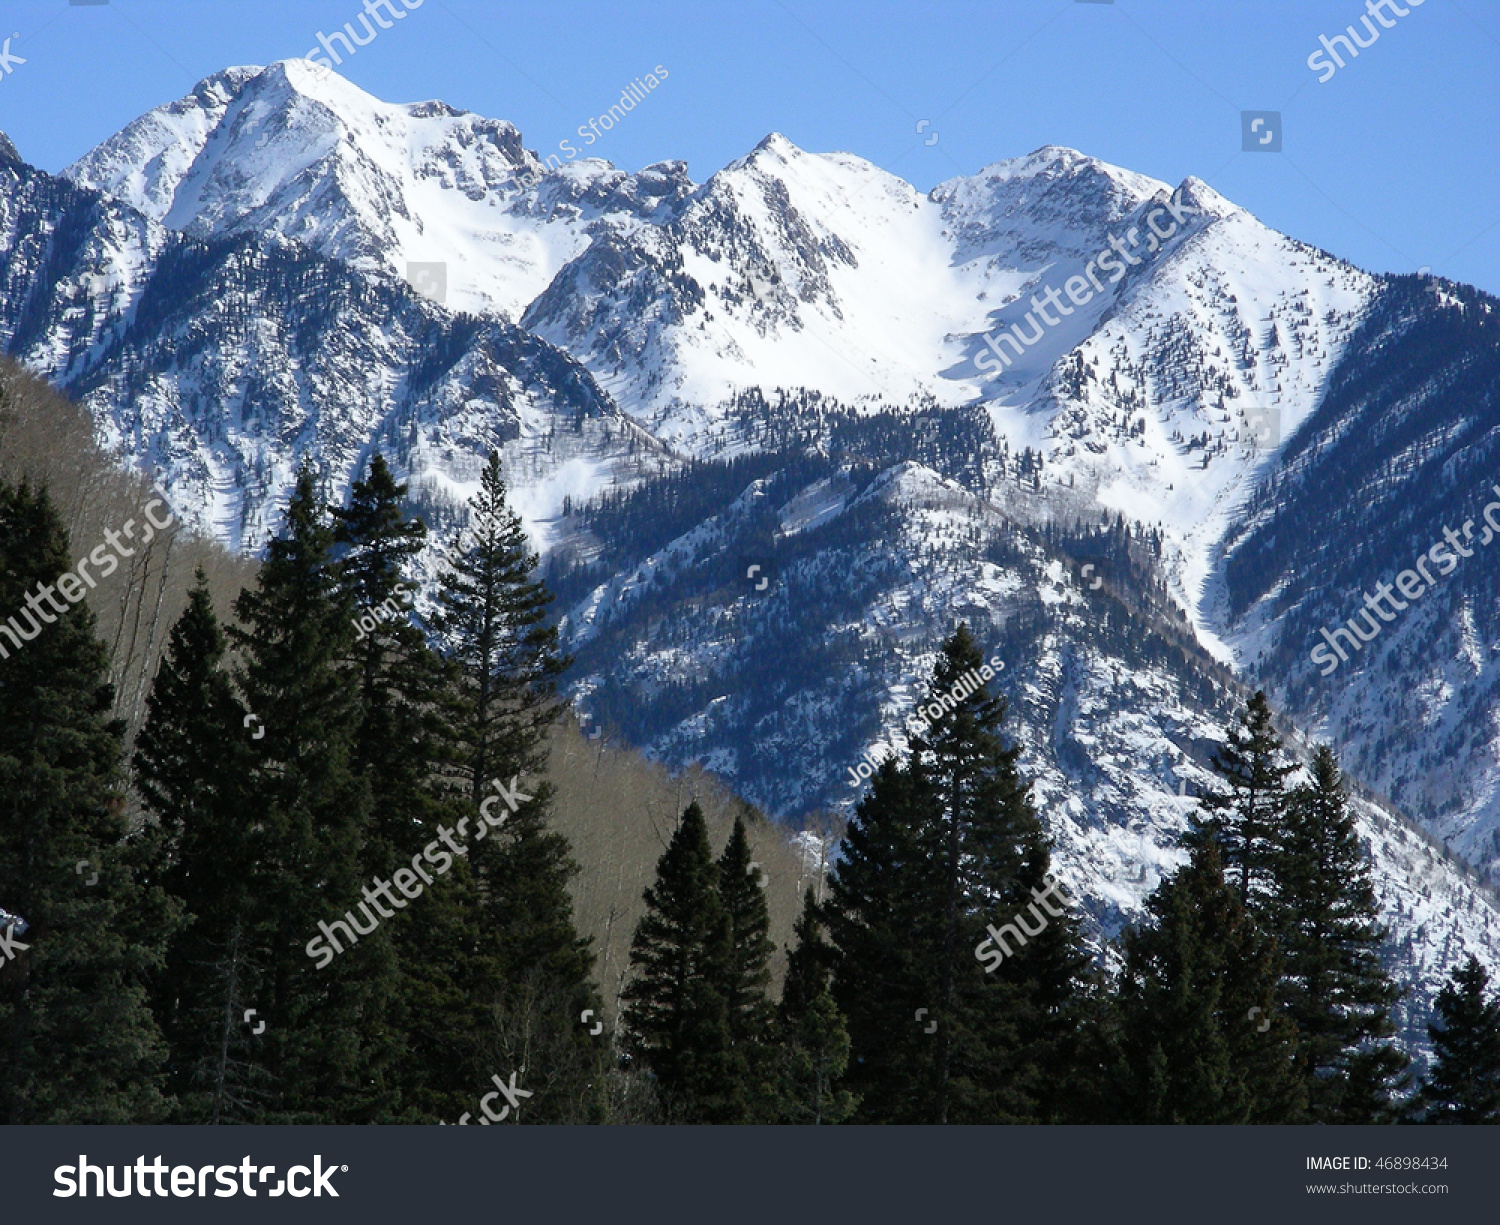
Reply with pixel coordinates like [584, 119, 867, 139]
[827, 624, 1088, 1123]
[227, 469, 392, 1122]
[621, 802, 742, 1122]
[1195, 691, 1293, 909]
[0, 481, 174, 1122]
[434, 452, 599, 1121]
[329, 455, 500, 1121]
[716, 815, 775, 1115]
[134, 573, 265, 1122]
[1269, 744, 1407, 1122]
[777, 888, 856, 1124]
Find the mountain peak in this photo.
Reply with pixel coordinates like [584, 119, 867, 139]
[752, 132, 800, 157]
[0, 130, 20, 166]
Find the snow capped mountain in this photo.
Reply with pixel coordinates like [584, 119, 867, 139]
[65, 61, 692, 320]
[4, 135, 669, 551]
[7, 61, 1500, 1051]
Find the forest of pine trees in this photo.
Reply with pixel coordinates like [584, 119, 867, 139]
[0, 454, 1495, 1123]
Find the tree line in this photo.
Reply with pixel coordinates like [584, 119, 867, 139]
[0, 451, 1496, 1123]
[616, 631, 1500, 1124]
[0, 453, 606, 1122]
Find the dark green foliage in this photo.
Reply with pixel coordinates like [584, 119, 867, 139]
[0, 481, 174, 1123]
[826, 624, 1090, 1123]
[1112, 842, 1305, 1123]
[715, 815, 776, 1117]
[331, 454, 496, 1121]
[1194, 691, 1294, 908]
[225, 468, 393, 1123]
[1421, 956, 1500, 1123]
[716, 817, 774, 1037]
[133, 572, 265, 1122]
[434, 452, 600, 1122]
[776, 889, 856, 1124]
[823, 755, 938, 1120]
[1269, 744, 1407, 1122]
[435, 451, 567, 806]
[621, 802, 743, 1122]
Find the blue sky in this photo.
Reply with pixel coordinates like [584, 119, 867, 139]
[3, 0, 1498, 292]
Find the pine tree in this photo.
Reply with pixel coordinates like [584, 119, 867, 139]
[621, 802, 742, 1122]
[826, 624, 1089, 1123]
[226, 468, 392, 1122]
[0, 481, 175, 1122]
[1112, 841, 1305, 1123]
[331, 453, 453, 872]
[716, 814, 775, 1114]
[1269, 744, 1407, 1122]
[1195, 691, 1294, 909]
[434, 451, 567, 807]
[915, 625, 1089, 1123]
[777, 889, 856, 1124]
[329, 455, 499, 1121]
[1421, 956, 1500, 1124]
[825, 756, 940, 1121]
[433, 452, 600, 1122]
[133, 572, 266, 1122]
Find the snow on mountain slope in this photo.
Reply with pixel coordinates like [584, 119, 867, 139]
[4, 145, 671, 552]
[1217, 276, 1500, 883]
[555, 451, 1500, 1054]
[65, 61, 691, 320]
[10, 64, 1500, 1047]
[1022, 193, 1379, 648]
[524, 141, 1185, 440]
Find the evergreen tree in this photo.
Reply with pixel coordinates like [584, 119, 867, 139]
[777, 888, 856, 1124]
[823, 756, 934, 1121]
[1269, 744, 1407, 1122]
[226, 468, 392, 1122]
[434, 451, 567, 807]
[1112, 842, 1305, 1123]
[826, 624, 1089, 1123]
[1421, 956, 1500, 1124]
[716, 814, 775, 1115]
[330, 455, 500, 1121]
[621, 802, 742, 1122]
[0, 481, 175, 1122]
[133, 573, 266, 1122]
[434, 452, 600, 1123]
[331, 453, 453, 871]
[1195, 691, 1294, 909]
